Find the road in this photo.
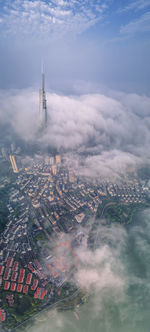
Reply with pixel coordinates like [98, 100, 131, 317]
[11, 287, 82, 332]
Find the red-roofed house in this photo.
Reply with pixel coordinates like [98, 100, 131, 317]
[4, 281, 10, 290]
[17, 284, 23, 293]
[4, 269, 11, 281]
[36, 287, 41, 294]
[40, 289, 47, 300]
[0, 309, 6, 322]
[34, 287, 41, 299]
[6, 257, 13, 269]
[11, 271, 18, 282]
[23, 285, 29, 294]
[26, 273, 32, 285]
[0, 265, 4, 276]
[34, 292, 38, 299]
[18, 269, 25, 283]
[4, 269, 9, 281]
[28, 263, 35, 273]
[31, 279, 38, 291]
[12, 261, 19, 271]
[10, 283, 16, 292]
[34, 288, 47, 300]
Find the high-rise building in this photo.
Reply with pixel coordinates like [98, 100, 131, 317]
[51, 165, 57, 175]
[49, 157, 55, 165]
[69, 170, 75, 183]
[1, 147, 7, 159]
[10, 143, 15, 154]
[56, 154, 61, 164]
[39, 67, 47, 130]
[9, 155, 19, 173]
[45, 156, 49, 165]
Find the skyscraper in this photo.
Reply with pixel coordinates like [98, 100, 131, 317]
[56, 154, 61, 164]
[9, 155, 18, 173]
[39, 67, 47, 130]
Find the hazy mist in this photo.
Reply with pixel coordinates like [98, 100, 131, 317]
[1, 1, 150, 331]
[0, 88, 150, 179]
[23, 209, 150, 332]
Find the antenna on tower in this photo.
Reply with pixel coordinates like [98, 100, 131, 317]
[39, 60, 47, 130]
[41, 60, 45, 91]
[41, 60, 44, 75]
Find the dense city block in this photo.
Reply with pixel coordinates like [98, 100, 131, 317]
[0, 145, 150, 330]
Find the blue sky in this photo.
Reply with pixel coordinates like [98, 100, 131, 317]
[0, 0, 150, 93]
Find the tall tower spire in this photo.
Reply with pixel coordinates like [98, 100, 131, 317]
[41, 62, 45, 90]
[42, 72, 45, 91]
[39, 64, 47, 130]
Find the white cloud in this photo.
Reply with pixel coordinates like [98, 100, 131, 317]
[74, 225, 127, 293]
[112, 0, 150, 41]
[79, 151, 141, 180]
[16, 209, 150, 332]
[120, 11, 150, 35]
[0, 88, 150, 179]
[0, 0, 108, 38]
[120, 0, 150, 12]
[0, 88, 38, 140]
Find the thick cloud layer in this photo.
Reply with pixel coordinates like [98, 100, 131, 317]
[0, 89, 38, 140]
[45, 92, 150, 154]
[0, 88, 150, 178]
[74, 242, 126, 293]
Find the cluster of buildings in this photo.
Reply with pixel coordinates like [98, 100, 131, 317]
[5, 153, 150, 239]
[0, 143, 149, 327]
[0, 256, 48, 299]
[13, 156, 104, 235]
[107, 179, 149, 203]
